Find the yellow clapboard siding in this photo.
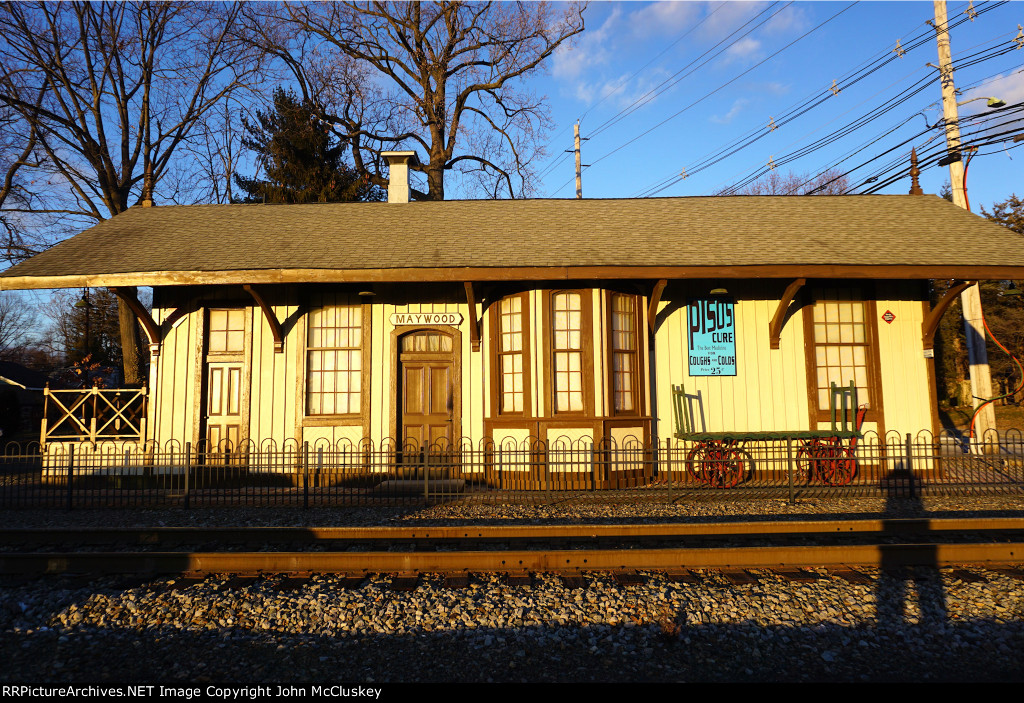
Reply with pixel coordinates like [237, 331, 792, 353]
[875, 282, 932, 435]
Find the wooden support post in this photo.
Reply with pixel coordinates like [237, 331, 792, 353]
[243, 284, 284, 353]
[769, 278, 805, 349]
[922, 279, 974, 349]
[648, 279, 667, 335]
[464, 282, 481, 352]
[109, 287, 162, 356]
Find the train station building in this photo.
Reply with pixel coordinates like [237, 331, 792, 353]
[2, 153, 1023, 459]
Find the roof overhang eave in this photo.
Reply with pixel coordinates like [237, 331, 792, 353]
[3, 264, 1024, 291]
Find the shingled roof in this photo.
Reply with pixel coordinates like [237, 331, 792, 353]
[2, 194, 1022, 289]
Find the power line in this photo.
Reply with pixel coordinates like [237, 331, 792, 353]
[634, 1, 1013, 198]
[551, 1, 859, 197]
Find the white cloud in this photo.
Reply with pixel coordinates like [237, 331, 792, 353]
[552, 6, 622, 80]
[752, 81, 790, 96]
[700, 1, 770, 41]
[571, 67, 673, 111]
[961, 70, 1024, 141]
[710, 98, 750, 124]
[963, 71, 1024, 113]
[724, 37, 762, 62]
[762, 5, 809, 36]
[628, 1, 702, 38]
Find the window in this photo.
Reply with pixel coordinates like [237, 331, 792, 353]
[207, 308, 245, 353]
[306, 304, 363, 415]
[805, 288, 879, 421]
[497, 295, 526, 414]
[609, 293, 640, 414]
[547, 290, 593, 415]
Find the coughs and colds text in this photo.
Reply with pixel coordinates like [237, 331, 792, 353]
[1, 686, 382, 700]
[687, 297, 736, 377]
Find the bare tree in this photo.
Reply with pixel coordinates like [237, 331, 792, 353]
[0, 292, 33, 361]
[245, 1, 586, 200]
[0, 100, 46, 261]
[717, 168, 850, 196]
[0, 1, 266, 384]
[175, 98, 251, 205]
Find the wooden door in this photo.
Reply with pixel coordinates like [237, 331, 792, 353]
[205, 361, 243, 451]
[399, 331, 456, 452]
[200, 308, 249, 455]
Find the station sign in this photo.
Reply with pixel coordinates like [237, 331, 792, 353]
[390, 312, 463, 326]
[687, 297, 736, 377]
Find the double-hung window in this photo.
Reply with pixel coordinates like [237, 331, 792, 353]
[496, 294, 529, 414]
[609, 293, 640, 415]
[805, 287, 878, 422]
[306, 304, 363, 416]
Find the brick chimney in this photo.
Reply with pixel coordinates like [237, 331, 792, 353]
[382, 151, 418, 204]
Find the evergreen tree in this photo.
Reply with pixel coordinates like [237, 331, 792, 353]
[234, 88, 383, 204]
[935, 193, 1024, 409]
[981, 194, 1024, 235]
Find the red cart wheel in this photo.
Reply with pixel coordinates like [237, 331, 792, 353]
[685, 445, 708, 484]
[703, 445, 744, 489]
[811, 439, 857, 486]
[719, 449, 745, 488]
[821, 446, 857, 487]
[796, 440, 821, 483]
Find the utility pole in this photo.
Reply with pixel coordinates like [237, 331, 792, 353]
[567, 122, 589, 199]
[933, 0, 996, 440]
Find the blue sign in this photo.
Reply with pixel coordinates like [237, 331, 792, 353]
[688, 298, 736, 376]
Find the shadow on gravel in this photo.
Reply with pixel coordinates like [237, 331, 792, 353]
[1, 617, 1022, 683]
[877, 492, 949, 634]
[1, 568, 1022, 683]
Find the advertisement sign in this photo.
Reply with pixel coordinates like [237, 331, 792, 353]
[687, 297, 736, 376]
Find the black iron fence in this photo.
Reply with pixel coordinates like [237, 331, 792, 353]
[1, 430, 1022, 509]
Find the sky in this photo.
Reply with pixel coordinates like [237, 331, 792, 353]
[524, 0, 1024, 213]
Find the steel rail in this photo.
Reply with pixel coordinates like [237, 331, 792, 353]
[3, 517, 1024, 545]
[1, 543, 1022, 575]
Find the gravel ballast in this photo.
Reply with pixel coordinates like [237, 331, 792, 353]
[2, 495, 1023, 683]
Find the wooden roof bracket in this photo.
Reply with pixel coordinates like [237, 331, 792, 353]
[464, 282, 481, 352]
[648, 279, 667, 334]
[109, 286, 161, 357]
[769, 278, 806, 349]
[243, 284, 284, 353]
[922, 279, 974, 350]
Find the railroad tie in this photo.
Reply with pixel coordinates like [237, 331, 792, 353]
[223, 574, 259, 590]
[831, 568, 873, 585]
[947, 568, 987, 583]
[613, 570, 645, 587]
[163, 573, 207, 592]
[773, 568, 822, 583]
[337, 573, 367, 589]
[272, 572, 311, 591]
[720, 569, 757, 585]
[560, 574, 587, 589]
[443, 572, 470, 589]
[990, 567, 1024, 581]
[665, 569, 701, 584]
[389, 572, 420, 592]
[505, 570, 532, 587]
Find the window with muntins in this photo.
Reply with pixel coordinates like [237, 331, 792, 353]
[208, 309, 245, 354]
[306, 304, 362, 415]
[609, 293, 639, 414]
[498, 296, 526, 414]
[809, 289, 872, 413]
[551, 291, 585, 413]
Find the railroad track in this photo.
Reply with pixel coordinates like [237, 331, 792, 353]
[1, 517, 1022, 577]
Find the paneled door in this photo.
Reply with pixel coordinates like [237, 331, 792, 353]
[201, 308, 249, 455]
[398, 331, 456, 452]
[205, 361, 243, 450]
